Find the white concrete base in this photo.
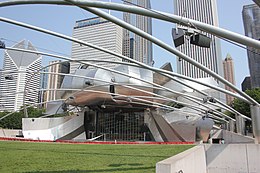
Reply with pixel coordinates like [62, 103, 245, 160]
[156, 144, 260, 173]
[0, 129, 22, 138]
[22, 114, 85, 141]
[205, 144, 260, 173]
[156, 146, 207, 173]
[210, 129, 254, 144]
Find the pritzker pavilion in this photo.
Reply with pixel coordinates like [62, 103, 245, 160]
[0, 1, 260, 172]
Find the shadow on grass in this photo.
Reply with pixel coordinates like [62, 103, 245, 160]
[108, 163, 143, 167]
[25, 166, 154, 173]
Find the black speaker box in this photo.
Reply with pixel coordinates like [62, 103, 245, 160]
[190, 34, 211, 48]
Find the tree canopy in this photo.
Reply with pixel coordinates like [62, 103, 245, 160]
[0, 107, 45, 129]
[232, 88, 260, 119]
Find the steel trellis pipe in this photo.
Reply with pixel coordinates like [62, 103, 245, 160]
[2, 47, 211, 112]
[1, 47, 235, 121]
[0, 21, 250, 121]
[1, 0, 259, 142]
[0, 0, 259, 49]
[0, 1, 258, 105]
[0, 17, 252, 117]
[67, 3, 258, 106]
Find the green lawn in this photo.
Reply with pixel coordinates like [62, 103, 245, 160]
[0, 141, 193, 173]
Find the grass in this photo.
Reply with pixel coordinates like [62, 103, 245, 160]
[0, 141, 193, 173]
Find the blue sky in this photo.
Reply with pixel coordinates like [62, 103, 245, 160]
[0, 0, 254, 88]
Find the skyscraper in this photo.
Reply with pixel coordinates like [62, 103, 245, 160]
[174, 0, 223, 79]
[38, 67, 48, 108]
[70, 17, 123, 73]
[223, 54, 236, 105]
[123, 0, 153, 65]
[46, 60, 70, 103]
[242, 76, 252, 92]
[0, 40, 41, 111]
[242, 4, 260, 89]
[253, 0, 260, 7]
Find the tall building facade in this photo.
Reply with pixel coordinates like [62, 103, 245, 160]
[70, 17, 123, 73]
[38, 67, 48, 108]
[46, 60, 70, 103]
[0, 69, 2, 110]
[223, 54, 236, 105]
[123, 0, 153, 65]
[242, 4, 260, 89]
[174, 0, 223, 79]
[242, 76, 252, 92]
[0, 40, 41, 111]
[253, 0, 260, 7]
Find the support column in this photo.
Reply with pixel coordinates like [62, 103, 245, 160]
[236, 115, 245, 135]
[222, 122, 228, 130]
[250, 105, 260, 144]
[24, 107, 28, 118]
[229, 120, 235, 132]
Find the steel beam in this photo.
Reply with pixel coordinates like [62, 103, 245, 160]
[0, 1, 259, 105]
[0, 0, 259, 49]
[3, 46, 237, 122]
[65, 3, 258, 106]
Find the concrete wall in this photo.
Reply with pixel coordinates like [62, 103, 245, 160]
[156, 146, 207, 173]
[22, 114, 85, 141]
[205, 144, 260, 173]
[156, 144, 260, 173]
[22, 115, 77, 130]
[0, 129, 22, 137]
[210, 129, 254, 144]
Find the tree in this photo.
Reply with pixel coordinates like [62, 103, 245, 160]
[231, 88, 260, 132]
[232, 88, 260, 119]
[0, 111, 23, 129]
[20, 106, 45, 118]
[0, 107, 45, 129]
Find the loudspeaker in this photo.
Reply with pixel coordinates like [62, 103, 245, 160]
[172, 28, 185, 47]
[190, 34, 211, 48]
